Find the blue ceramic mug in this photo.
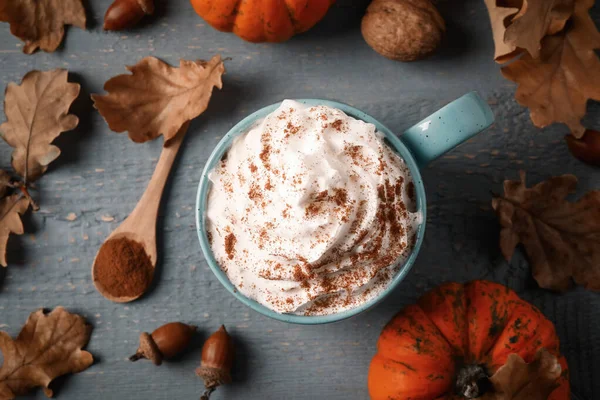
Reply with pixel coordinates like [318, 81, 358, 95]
[195, 92, 494, 324]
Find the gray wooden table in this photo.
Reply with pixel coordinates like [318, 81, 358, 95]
[0, 1, 598, 399]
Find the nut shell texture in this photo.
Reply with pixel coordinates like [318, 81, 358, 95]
[361, 0, 445, 61]
[151, 322, 197, 359]
[565, 130, 600, 167]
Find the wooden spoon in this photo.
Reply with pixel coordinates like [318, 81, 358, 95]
[92, 122, 190, 303]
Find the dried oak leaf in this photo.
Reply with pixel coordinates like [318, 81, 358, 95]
[0, 307, 93, 399]
[484, 0, 521, 62]
[504, 0, 574, 58]
[0, 194, 29, 267]
[91, 55, 225, 144]
[481, 349, 562, 400]
[492, 172, 600, 292]
[0, 0, 86, 55]
[501, 0, 600, 138]
[0, 69, 80, 182]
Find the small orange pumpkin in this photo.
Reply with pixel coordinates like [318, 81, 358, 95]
[368, 280, 569, 399]
[189, 0, 335, 43]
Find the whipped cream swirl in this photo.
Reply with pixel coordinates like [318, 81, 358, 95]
[206, 100, 421, 315]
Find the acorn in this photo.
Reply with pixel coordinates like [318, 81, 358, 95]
[103, 0, 154, 31]
[129, 322, 197, 365]
[565, 129, 600, 167]
[196, 325, 235, 400]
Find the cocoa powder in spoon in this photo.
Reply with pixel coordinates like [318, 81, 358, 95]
[94, 237, 153, 298]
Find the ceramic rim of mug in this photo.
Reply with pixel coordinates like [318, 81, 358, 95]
[195, 99, 427, 325]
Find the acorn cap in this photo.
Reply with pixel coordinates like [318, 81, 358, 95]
[129, 332, 163, 365]
[196, 365, 232, 389]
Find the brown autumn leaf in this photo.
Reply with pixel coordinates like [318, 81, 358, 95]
[484, 0, 521, 62]
[492, 171, 600, 292]
[0, 69, 80, 183]
[500, 0, 600, 138]
[0, 0, 86, 54]
[504, 0, 574, 58]
[0, 307, 93, 399]
[0, 194, 29, 267]
[91, 55, 225, 144]
[481, 349, 562, 400]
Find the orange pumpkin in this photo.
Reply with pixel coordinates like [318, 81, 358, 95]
[189, 0, 335, 43]
[368, 281, 569, 399]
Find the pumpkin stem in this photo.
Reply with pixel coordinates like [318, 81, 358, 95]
[455, 364, 491, 398]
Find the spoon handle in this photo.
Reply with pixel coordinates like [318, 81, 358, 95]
[123, 121, 190, 235]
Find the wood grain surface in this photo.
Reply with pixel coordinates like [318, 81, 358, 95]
[0, 1, 598, 399]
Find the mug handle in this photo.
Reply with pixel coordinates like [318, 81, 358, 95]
[401, 92, 495, 168]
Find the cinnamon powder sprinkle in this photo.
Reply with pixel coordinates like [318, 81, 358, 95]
[260, 144, 271, 169]
[305, 293, 341, 316]
[248, 183, 262, 201]
[331, 119, 343, 131]
[300, 177, 410, 314]
[377, 155, 388, 174]
[224, 233, 236, 260]
[331, 188, 348, 206]
[285, 122, 301, 137]
[305, 188, 349, 218]
[305, 202, 323, 217]
[282, 204, 292, 218]
[395, 178, 403, 196]
[293, 265, 309, 282]
[315, 190, 328, 201]
[265, 178, 273, 191]
[258, 228, 269, 249]
[345, 144, 367, 166]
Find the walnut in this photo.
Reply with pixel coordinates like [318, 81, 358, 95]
[361, 0, 445, 62]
